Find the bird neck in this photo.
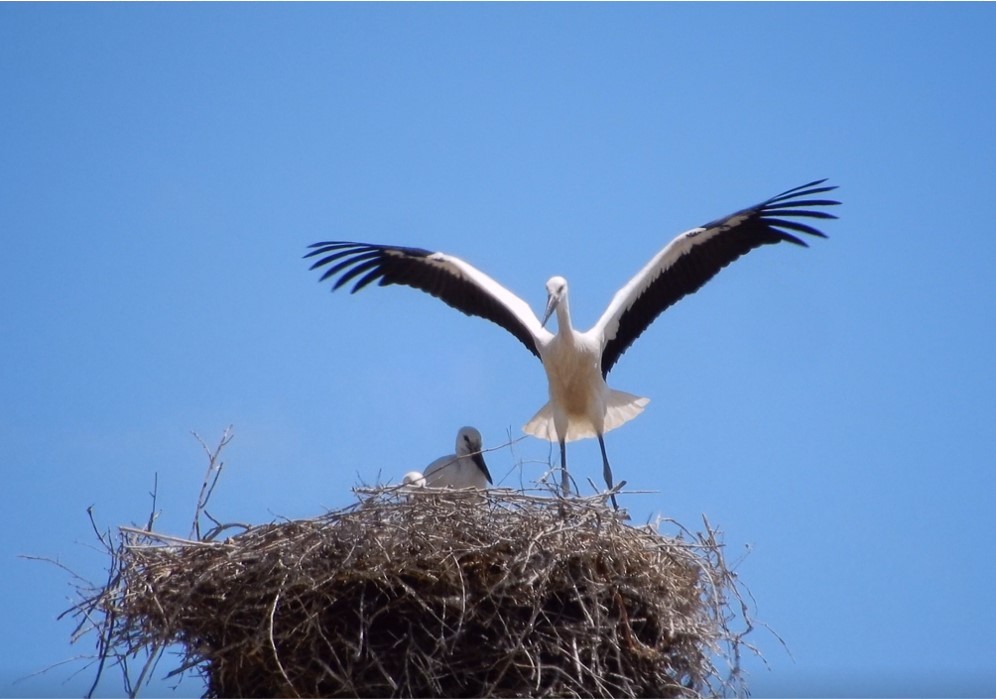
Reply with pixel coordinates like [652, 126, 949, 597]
[554, 295, 574, 333]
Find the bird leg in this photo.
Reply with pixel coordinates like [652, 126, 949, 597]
[597, 434, 619, 510]
[559, 439, 570, 495]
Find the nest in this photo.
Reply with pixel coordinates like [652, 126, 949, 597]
[70, 487, 754, 698]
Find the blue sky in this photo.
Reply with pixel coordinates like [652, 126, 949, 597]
[3, 3, 995, 697]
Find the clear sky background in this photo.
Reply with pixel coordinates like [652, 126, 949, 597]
[3, 4, 995, 697]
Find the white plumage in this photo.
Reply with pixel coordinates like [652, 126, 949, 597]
[308, 180, 839, 508]
[422, 426, 493, 490]
[401, 471, 426, 488]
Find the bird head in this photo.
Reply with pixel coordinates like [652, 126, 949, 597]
[457, 426, 493, 485]
[401, 471, 425, 487]
[542, 276, 568, 328]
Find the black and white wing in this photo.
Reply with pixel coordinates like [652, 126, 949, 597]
[594, 179, 840, 376]
[305, 242, 551, 359]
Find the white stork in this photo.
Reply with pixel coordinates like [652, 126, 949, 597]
[307, 179, 839, 508]
[401, 471, 426, 488]
[422, 426, 493, 490]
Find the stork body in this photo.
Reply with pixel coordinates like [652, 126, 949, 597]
[307, 180, 839, 507]
[525, 279, 648, 506]
[422, 426, 492, 490]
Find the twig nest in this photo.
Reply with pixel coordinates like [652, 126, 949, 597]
[96, 488, 749, 697]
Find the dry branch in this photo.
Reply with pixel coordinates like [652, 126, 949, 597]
[66, 484, 756, 698]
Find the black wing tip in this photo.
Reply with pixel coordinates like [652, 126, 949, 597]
[305, 241, 436, 260]
[781, 233, 811, 247]
[759, 178, 840, 242]
[781, 177, 835, 194]
[766, 179, 840, 206]
[304, 241, 368, 260]
[305, 241, 441, 295]
[305, 242, 381, 292]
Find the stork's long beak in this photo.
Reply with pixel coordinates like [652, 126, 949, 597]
[472, 451, 493, 485]
[542, 293, 558, 328]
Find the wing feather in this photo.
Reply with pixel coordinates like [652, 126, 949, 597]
[306, 242, 549, 359]
[595, 179, 839, 376]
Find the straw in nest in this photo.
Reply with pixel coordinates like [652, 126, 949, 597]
[67, 484, 754, 698]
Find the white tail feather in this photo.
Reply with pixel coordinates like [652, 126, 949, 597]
[523, 391, 649, 443]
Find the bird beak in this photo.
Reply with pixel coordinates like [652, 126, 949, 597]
[472, 451, 493, 485]
[542, 293, 558, 328]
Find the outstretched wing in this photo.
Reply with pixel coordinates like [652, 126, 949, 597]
[595, 179, 839, 377]
[305, 242, 550, 359]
